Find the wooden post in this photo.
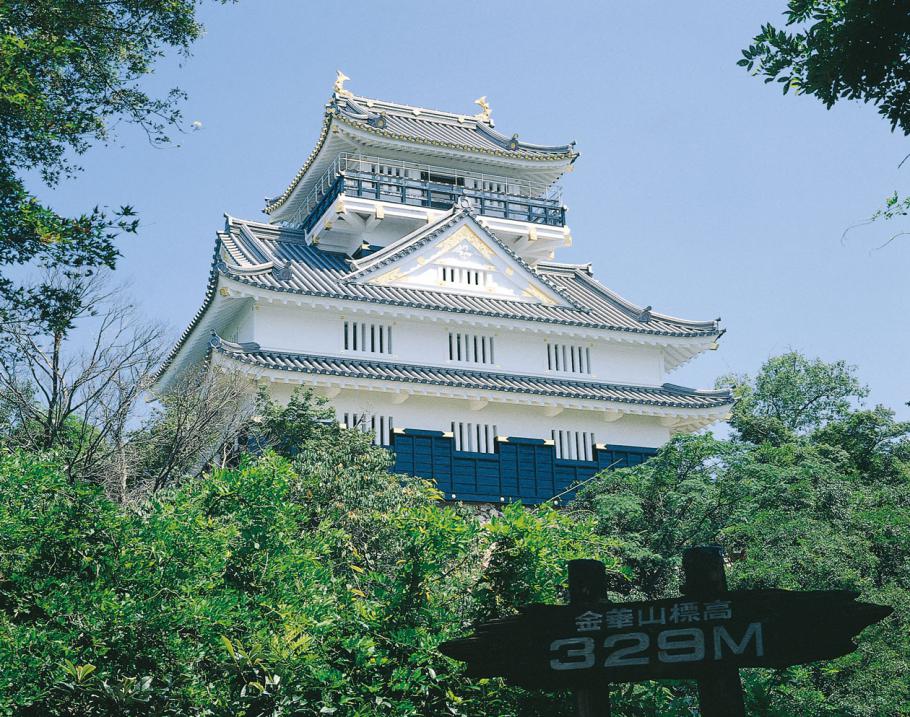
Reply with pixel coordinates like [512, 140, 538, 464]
[568, 560, 611, 717]
[681, 546, 746, 717]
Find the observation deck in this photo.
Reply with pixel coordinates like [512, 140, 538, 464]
[289, 153, 567, 233]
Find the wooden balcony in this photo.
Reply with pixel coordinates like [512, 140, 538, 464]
[296, 154, 566, 233]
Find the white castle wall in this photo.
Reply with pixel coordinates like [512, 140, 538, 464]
[242, 304, 664, 385]
[242, 301, 674, 448]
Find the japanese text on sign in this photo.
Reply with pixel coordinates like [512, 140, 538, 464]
[574, 600, 733, 633]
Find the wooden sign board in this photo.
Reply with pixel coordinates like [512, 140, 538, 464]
[441, 589, 891, 691]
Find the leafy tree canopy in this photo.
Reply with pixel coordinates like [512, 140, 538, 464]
[718, 351, 868, 440]
[1, 350, 907, 715]
[740, 2, 910, 240]
[0, 390, 614, 716]
[577, 352, 910, 716]
[739, 1, 910, 134]
[0, 0, 225, 329]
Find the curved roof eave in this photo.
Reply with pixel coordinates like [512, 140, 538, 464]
[342, 93, 577, 154]
[567, 268, 720, 332]
[209, 336, 734, 411]
[264, 108, 334, 216]
[534, 260, 721, 333]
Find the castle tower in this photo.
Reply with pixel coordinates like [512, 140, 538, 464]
[155, 74, 732, 504]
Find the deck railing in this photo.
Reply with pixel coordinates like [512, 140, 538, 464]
[292, 153, 566, 232]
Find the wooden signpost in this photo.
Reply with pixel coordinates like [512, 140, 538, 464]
[440, 546, 892, 717]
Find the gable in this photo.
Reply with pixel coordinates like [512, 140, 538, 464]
[348, 215, 571, 306]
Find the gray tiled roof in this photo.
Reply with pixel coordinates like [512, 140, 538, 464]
[211, 336, 733, 410]
[153, 213, 723, 388]
[264, 92, 577, 216]
[220, 215, 721, 338]
[336, 95, 577, 158]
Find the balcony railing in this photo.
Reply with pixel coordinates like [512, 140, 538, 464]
[291, 153, 566, 232]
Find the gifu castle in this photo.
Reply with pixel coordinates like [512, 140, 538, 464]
[155, 73, 732, 504]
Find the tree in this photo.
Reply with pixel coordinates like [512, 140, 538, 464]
[0, 271, 164, 488]
[0, 0, 228, 323]
[739, 1, 910, 134]
[576, 352, 910, 716]
[739, 1, 910, 240]
[0, 394, 614, 716]
[127, 367, 253, 494]
[718, 351, 868, 438]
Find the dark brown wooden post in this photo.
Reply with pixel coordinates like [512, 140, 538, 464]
[681, 546, 746, 717]
[568, 560, 611, 717]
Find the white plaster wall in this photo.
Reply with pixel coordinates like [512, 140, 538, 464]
[250, 304, 664, 385]
[234, 306, 256, 343]
[252, 304, 340, 354]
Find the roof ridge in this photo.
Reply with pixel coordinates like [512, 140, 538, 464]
[661, 382, 732, 397]
[347, 94, 478, 124]
[344, 94, 578, 152]
[226, 215, 307, 238]
[536, 260, 594, 275]
[209, 333, 261, 353]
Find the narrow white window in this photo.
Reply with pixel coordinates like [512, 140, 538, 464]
[343, 412, 394, 446]
[343, 320, 393, 355]
[448, 332, 495, 364]
[452, 421, 498, 453]
[552, 430, 596, 460]
[547, 343, 593, 374]
[439, 266, 489, 288]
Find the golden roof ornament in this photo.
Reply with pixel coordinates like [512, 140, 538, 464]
[334, 70, 352, 98]
[474, 96, 491, 123]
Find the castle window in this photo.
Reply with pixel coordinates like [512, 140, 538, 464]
[448, 332, 495, 364]
[420, 170, 464, 187]
[343, 412, 393, 446]
[452, 421, 498, 453]
[343, 321, 392, 354]
[552, 430, 596, 461]
[547, 343, 592, 374]
[373, 162, 404, 178]
[440, 266, 488, 288]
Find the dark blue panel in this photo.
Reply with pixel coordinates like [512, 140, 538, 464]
[389, 429, 657, 504]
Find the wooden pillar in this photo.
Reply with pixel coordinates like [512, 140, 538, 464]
[681, 546, 746, 717]
[567, 560, 611, 717]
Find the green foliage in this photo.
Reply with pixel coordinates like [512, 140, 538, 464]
[0, 1, 226, 327]
[0, 392, 618, 715]
[576, 433, 738, 601]
[250, 387, 335, 458]
[865, 191, 910, 248]
[3, 354, 906, 715]
[719, 351, 867, 436]
[739, 2, 910, 241]
[577, 352, 910, 716]
[738, 1, 910, 135]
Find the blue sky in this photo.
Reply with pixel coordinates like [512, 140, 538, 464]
[43, 1, 909, 419]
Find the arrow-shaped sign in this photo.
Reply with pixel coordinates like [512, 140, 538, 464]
[441, 588, 891, 690]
